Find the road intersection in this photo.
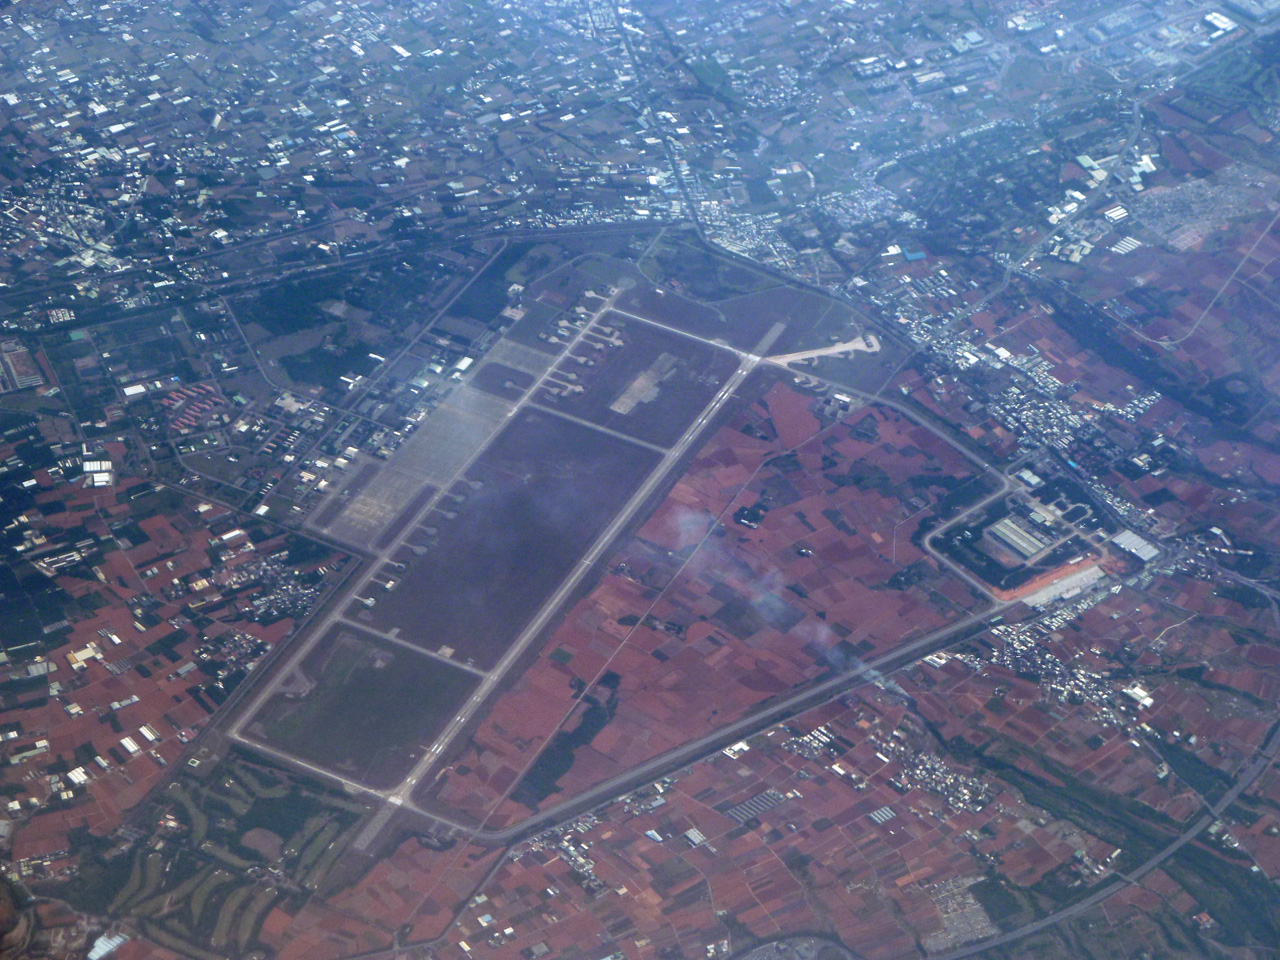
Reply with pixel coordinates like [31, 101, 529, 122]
[210, 301, 1263, 960]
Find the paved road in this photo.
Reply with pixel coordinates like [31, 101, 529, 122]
[223, 243, 547, 745]
[220, 317, 1022, 828]
[769, 334, 881, 366]
[933, 720, 1280, 960]
[528, 402, 670, 454]
[454, 601, 1012, 844]
[388, 351, 760, 807]
[920, 482, 1012, 603]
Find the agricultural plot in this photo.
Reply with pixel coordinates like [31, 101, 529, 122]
[423, 380, 992, 825]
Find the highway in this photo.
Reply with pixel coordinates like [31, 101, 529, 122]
[451, 601, 1011, 844]
[933, 718, 1280, 960]
[208, 271, 1268, 960]
[219, 307, 1026, 822]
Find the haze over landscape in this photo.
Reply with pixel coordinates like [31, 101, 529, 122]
[0, 2, 1280, 960]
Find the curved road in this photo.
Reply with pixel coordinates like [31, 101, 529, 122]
[456, 602, 1009, 845]
[934, 719, 1280, 960]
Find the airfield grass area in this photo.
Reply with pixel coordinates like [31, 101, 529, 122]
[535, 312, 740, 447]
[612, 266, 878, 359]
[743, 287, 862, 355]
[352, 407, 661, 668]
[472, 361, 536, 401]
[502, 300, 573, 352]
[250, 625, 478, 789]
[807, 334, 917, 393]
[613, 284, 744, 347]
